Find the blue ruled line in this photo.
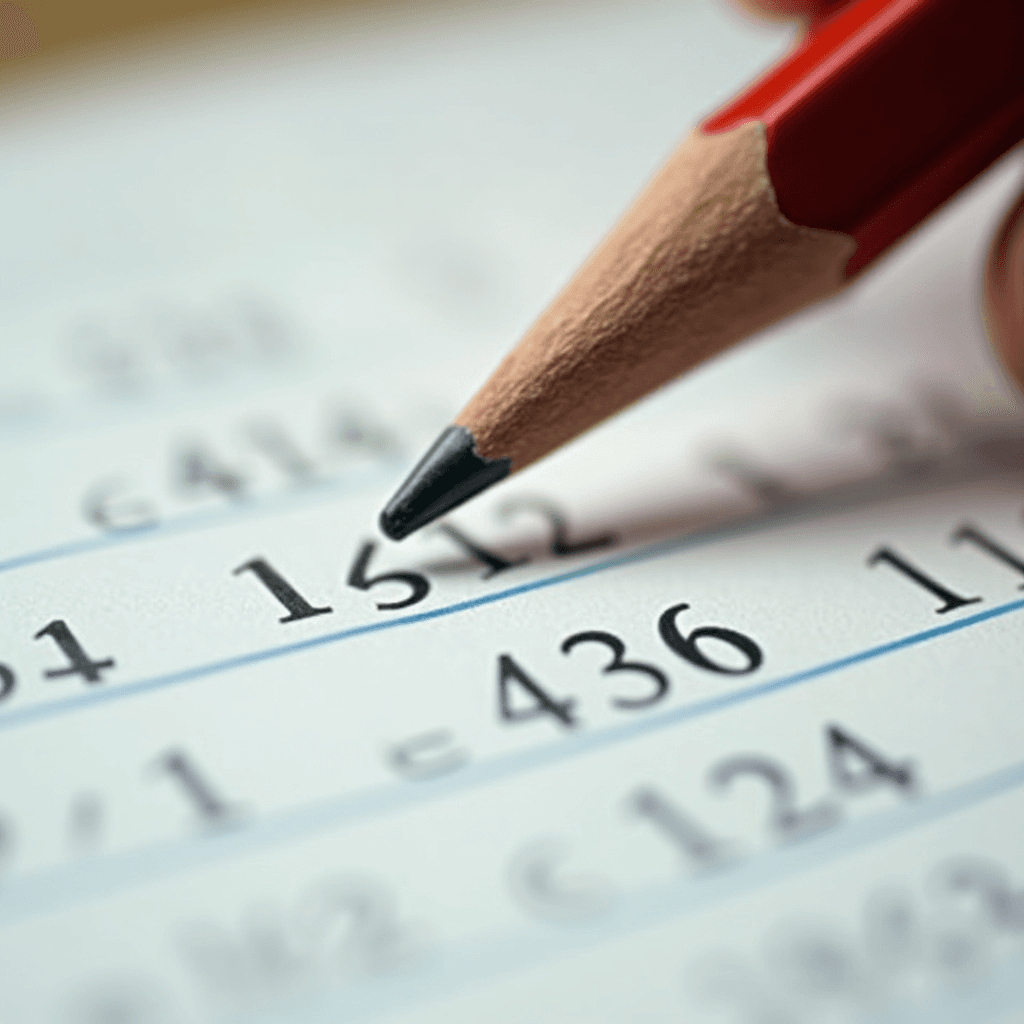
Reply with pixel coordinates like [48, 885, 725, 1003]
[0, 464, 393, 575]
[0, 445, 1009, 576]
[2, 670, 1023, 925]
[0, 455, 1020, 735]
[1, 514, 1022, 732]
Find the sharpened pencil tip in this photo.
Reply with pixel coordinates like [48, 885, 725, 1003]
[379, 425, 512, 540]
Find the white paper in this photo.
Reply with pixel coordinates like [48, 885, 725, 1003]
[1, 1, 1023, 1021]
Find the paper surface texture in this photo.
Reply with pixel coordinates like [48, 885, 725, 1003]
[1, 1, 1023, 1021]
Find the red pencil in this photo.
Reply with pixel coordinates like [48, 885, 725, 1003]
[380, 0, 1024, 541]
[706, 0, 1024, 276]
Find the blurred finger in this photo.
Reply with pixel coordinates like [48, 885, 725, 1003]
[731, 0, 851, 24]
[987, 183, 1024, 391]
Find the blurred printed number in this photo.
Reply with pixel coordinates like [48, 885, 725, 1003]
[179, 875, 417, 991]
[628, 786, 727, 866]
[178, 444, 246, 500]
[437, 522, 527, 579]
[499, 498, 616, 556]
[388, 729, 468, 780]
[507, 839, 615, 920]
[295, 875, 418, 971]
[708, 755, 841, 841]
[156, 750, 237, 826]
[84, 479, 159, 532]
[0, 664, 15, 701]
[826, 724, 915, 795]
[330, 410, 400, 459]
[933, 857, 1024, 931]
[65, 979, 174, 1024]
[245, 418, 317, 484]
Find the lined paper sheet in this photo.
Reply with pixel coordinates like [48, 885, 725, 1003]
[1, 1, 1024, 1021]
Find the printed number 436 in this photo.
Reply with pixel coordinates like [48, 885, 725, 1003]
[499, 602, 764, 729]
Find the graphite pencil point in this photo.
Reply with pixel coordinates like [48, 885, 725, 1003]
[379, 425, 512, 540]
[377, 0, 1024, 541]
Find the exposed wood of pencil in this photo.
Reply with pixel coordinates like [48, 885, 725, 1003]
[456, 120, 857, 472]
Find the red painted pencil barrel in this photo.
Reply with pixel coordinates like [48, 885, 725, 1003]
[703, 0, 1024, 275]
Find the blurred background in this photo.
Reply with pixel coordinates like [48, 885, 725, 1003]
[1, 0, 1020, 486]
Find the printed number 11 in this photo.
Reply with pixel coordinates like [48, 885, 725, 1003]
[869, 524, 1024, 613]
[867, 548, 980, 614]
